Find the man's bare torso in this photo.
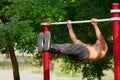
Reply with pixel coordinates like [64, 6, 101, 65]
[83, 41, 106, 60]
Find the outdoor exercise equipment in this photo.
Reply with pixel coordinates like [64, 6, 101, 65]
[41, 3, 120, 80]
[41, 18, 120, 25]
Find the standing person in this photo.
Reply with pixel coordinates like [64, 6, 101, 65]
[38, 18, 108, 61]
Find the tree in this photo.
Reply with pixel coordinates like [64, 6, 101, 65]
[0, 0, 37, 80]
[1, 0, 119, 80]
[0, 0, 64, 80]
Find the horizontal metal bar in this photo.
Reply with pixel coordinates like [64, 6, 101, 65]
[111, 9, 120, 13]
[41, 17, 120, 25]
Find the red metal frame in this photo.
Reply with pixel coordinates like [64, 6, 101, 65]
[112, 3, 120, 80]
[42, 25, 50, 80]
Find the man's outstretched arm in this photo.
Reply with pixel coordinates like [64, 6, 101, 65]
[67, 20, 83, 44]
[91, 18, 104, 41]
[91, 18, 108, 55]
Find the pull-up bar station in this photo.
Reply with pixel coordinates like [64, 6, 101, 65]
[41, 17, 120, 25]
[41, 3, 120, 80]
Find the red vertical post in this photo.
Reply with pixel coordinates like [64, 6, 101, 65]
[42, 16, 50, 80]
[112, 3, 120, 80]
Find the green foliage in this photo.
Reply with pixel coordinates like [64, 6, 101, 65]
[0, 0, 117, 79]
[49, 0, 115, 79]
[0, 0, 37, 53]
[33, 52, 43, 66]
[0, 14, 37, 53]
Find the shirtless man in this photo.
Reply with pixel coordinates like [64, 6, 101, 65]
[38, 18, 108, 61]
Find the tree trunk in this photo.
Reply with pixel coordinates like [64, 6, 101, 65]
[8, 46, 20, 80]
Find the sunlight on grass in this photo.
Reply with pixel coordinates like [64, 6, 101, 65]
[0, 55, 40, 71]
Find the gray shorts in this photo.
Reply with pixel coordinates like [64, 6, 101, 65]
[51, 44, 90, 61]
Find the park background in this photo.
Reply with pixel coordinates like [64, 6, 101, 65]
[0, 0, 119, 80]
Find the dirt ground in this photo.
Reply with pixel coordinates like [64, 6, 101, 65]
[0, 69, 82, 80]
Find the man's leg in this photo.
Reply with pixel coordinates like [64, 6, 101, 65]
[50, 44, 90, 61]
[38, 31, 90, 61]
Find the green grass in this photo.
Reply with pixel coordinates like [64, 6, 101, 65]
[0, 59, 12, 69]
[0, 56, 40, 71]
[54, 69, 114, 80]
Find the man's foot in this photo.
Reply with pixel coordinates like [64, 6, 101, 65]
[38, 32, 44, 52]
[44, 31, 51, 51]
